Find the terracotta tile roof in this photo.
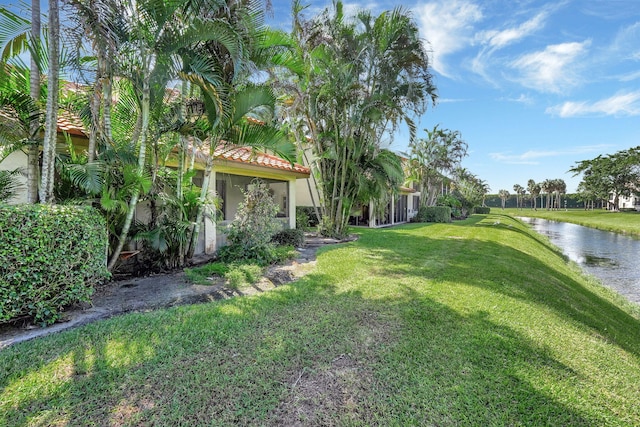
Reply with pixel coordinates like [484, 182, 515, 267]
[190, 142, 309, 175]
[0, 108, 86, 137]
[1, 96, 308, 176]
[399, 186, 416, 193]
[56, 111, 86, 136]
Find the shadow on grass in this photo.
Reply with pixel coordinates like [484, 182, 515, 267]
[356, 217, 640, 359]
[0, 266, 602, 425]
[373, 285, 588, 425]
[2, 221, 638, 425]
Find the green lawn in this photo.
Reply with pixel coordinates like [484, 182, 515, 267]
[500, 207, 640, 235]
[2, 214, 640, 425]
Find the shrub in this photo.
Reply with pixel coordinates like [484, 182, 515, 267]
[296, 206, 321, 227]
[415, 206, 452, 223]
[0, 205, 109, 325]
[223, 179, 282, 263]
[271, 228, 305, 247]
[473, 206, 491, 214]
[296, 208, 309, 229]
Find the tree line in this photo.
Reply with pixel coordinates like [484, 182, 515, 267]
[1, 0, 493, 271]
[494, 146, 640, 211]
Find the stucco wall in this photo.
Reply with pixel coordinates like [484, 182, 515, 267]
[0, 150, 28, 204]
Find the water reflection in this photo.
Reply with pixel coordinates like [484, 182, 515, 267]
[518, 217, 640, 304]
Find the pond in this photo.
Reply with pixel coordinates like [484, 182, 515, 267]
[518, 217, 640, 305]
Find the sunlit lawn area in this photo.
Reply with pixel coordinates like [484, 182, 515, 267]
[2, 214, 640, 425]
[500, 207, 640, 235]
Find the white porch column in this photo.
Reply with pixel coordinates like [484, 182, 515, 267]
[369, 200, 375, 227]
[390, 194, 396, 225]
[288, 178, 296, 229]
[204, 169, 217, 254]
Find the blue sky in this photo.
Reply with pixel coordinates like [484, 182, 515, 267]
[268, 0, 640, 194]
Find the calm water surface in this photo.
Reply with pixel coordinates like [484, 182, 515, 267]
[518, 217, 640, 304]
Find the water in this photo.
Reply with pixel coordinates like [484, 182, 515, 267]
[518, 217, 640, 304]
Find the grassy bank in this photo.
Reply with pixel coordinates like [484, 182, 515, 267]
[2, 214, 640, 425]
[500, 207, 640, 235]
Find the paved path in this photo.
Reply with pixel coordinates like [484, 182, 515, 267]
[0, 234, 351, 349]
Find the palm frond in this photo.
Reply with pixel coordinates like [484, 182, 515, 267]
[0, 8, 30, 60]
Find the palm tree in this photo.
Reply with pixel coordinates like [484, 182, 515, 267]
[0, 66, 41, 163]
[0, 168, 23, 202]
[185, 85, 294, 259]
[540, 179, 552, 210]
[498, 189, 510, 210]
[409, 125, 467, 208]
[513, 184, 524, 210]
[527, 179, 540, 210]
[0, 4, 42, 202]
[474, 178, 490, 207]
[39, 0, 59, 203]
[29, 0, 41, 202]
[277, 1, 437, 236]
[555, 179, 567, 210]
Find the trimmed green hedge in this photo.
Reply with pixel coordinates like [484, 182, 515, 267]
[0, 205, 110, 326]
[415, 206, 452, 223]
[473, 206, 491, 214]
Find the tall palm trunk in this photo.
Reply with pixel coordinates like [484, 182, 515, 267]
[107, 70, 150, 271]
[39, 0, 59, 203]
[27, 0, 41, 203]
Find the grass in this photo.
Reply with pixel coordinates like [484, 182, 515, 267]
[184, 262, 230, 285]
[2, 214, 640, 425]
[500, 207, 640, 235]
[184, 261, 265, 289]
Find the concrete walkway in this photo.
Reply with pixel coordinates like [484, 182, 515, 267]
[0, 234, 352, 350]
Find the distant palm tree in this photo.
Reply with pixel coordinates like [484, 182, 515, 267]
[513, 184, 524, 210]
[498, 189, 510, 210]
[541, 179, 552, 210]
[527, 179, 540, 210]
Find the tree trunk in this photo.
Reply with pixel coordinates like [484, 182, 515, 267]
[87, 51, 105, 163]
[107, 72, 150, 271]
[39, 0, 59, 203]
[27, 0, 41, 203]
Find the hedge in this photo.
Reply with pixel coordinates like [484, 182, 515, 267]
[473, 206, 491, 214]
[0, 204, 110, 326]
[415, 206, 452, 223]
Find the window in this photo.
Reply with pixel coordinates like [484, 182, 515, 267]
[215, 179, 226, 220]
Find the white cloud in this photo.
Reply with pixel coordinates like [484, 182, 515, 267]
[490, 145, 612, 165]
[619, 70, 640, 82]
[470, 8, 553, 86]
[611, 22, 640, 61]
[500, 94, 533, 104]
[340, 1, 381, 18]
[546, 91, 640, 117]
[509, 41, 591, 93]
[439, 98, 474, 103]
[414, 0, 483, 78]
[476, 11, 547, 49]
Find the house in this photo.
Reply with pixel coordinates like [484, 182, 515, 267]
[295, 151, 421, 228]
[0, 112, 310, 255]
[608, 192, 640, 211]
[175, 143, 310, 253]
